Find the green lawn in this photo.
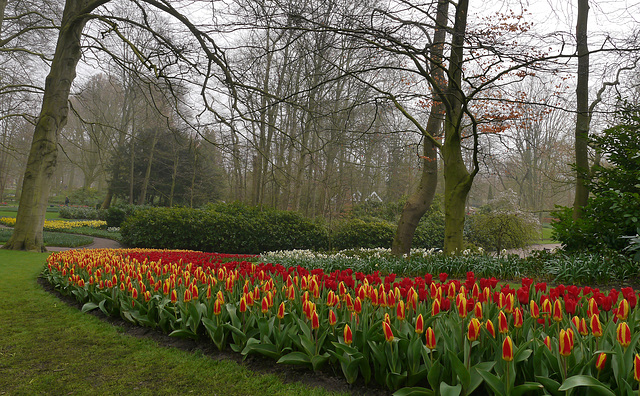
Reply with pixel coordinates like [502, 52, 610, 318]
[0, 229, 93, 247]
[0, 250, 345, 396]
[0, 207, 61, 220]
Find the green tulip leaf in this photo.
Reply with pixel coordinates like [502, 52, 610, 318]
[439, 382, 461, 396]
[393, 386, 435, 396]
[557, 375, 615, 396]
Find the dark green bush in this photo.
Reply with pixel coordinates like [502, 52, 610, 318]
[105, 204, 148, 228]
[330, 219, 395, 250]
[120, 203, 328, 254]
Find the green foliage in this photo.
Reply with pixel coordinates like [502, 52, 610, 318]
[552, 107, 640, 255]
[466, 191, 539, 251]
[121, 203, 328, 254]
[331, 219, 395, 250]
[104, 203, 148, 228]
[67, 188, 104, 206]
[59, 206, 105, 220]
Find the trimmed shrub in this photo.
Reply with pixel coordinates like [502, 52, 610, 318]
[59, 206, 105, 220]
[120, 203, 328, 254]
[330, 219, 395, 250]
[105, 204, 148, 228]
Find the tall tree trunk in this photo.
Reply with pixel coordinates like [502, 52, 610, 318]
[442, 0, 473, 255]
[391, 0, 448, 256]
[3, 0, 100, 251]
[137, 129, 158, 205]
[573, 0, 590, 220]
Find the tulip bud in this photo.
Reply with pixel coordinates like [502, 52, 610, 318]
[344, 324, 353, 345]
[261, 296, 269, 314]
[529, 300, 540, 318]
[635, 354, 640, 382]
[595, 353, 607, 371]
[214, 298, 222, 316]
[473, 302, 483, 319]
[396, 300, 405, 320]
[485, 319, 496, 338]
[277, 302, 285, 319]
[617, 321, 631, 348]
[468, 318, 481, 341]
[425, 327, 436, 350]
[311, 309, 319, 330]
[591, 314, 603, 337]
[552, 299, 563, 322]
[543, 335, 551, 351]
[383, 321, 394, 342]
[559, 329, 572, 356]
[498, 311, 509, 334]
[329, 310, 337, 326]
[415, 313, 424, 335]
[502, 336, 514, 362]
[513, 307, 523, 329]
[617, 299, 630, 321]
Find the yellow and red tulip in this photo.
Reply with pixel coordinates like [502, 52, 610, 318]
[529, 300, 540, 318]
[425, 327, 436, 350]
[468, 318, 481, 342]
[277, 302, 285, 319]
[396, 300, 405, 320]
[328, 310, 337, 326]
[415, 313, 424, 335]
[214, 298, 222, 316]
[552, 299, 563, 322]
[383, 321, 394, 342]
[473, 301, 483, 319]
[617, 299, 630, 321]
[311, 309, 319, 330]
[591, 314, 603, 337]
[513, 307, 523, 329]
[261, 296, 269, 314]
[498, 311, 509, 334]
[344, 324, 353, 345]
[432, 299, 441, 316]
[543, 335, 551, 351]
[617, 321, 631, 348]
[595, 353, 607, 372]
[502, 336, 514, 362]
[486, 319, 496, 338]
[559, 329, 572, 356]
[635, 354, 640, 382]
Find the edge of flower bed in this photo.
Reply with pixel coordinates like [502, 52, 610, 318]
[36, 275, 391, 396]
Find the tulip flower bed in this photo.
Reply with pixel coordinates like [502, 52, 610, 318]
[44, 248, 640, 395]
[0, 217, 107, 231]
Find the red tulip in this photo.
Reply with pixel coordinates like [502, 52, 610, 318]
[396, 300, 405, 320]
[617, 299, 630, 321]
[591, 314, 603, 337]
[498, 311, 509, 334]
[415, 314, 424, 335]
[171, 289, 178, 304]
[529, 300, 540, 319]
[344, 324, 353, 345]
[486, 319, 496, 338]
[320, 306, 332, 325]
[502, 336, 514, 362]
[214, 298, 222, 316]
[543, 335, 551, 351]
[473, 301, 483, 319]
[383, 321, 394, 342]
[595, 353, 607, 371]
[432, 299, 441, 316]
[552, 299, 563, 322]
[456, 294, 467, 318]
[513, 307, 523, 329]
[468, 318, 481, 342]
[311, 309, 319, 330]
[425, 327, 436, 349]
[559, 329, 572, 356]
[617, 322, 631, 348]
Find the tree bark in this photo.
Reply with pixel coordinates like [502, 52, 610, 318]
[573, 0, 590, 220]
[442, 0, 472, 255]
[391, 0, 448, 256]
[2, 0, 103, 251]
[137, 128, 158, 205]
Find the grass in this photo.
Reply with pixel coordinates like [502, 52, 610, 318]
[60, 226, 121, 241]
[0, 250, 345, 396]
[0, 229, 94, 247]
[534, 224, 557, 244]
[0, 208, 60, 220]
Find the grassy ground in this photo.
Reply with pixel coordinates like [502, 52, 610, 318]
[0, 208, 61, 220]
[0, 229, 93, 247]
[534, 224, 557, 244]
[0, 251, 344, 396]
[60, 226, 121, 241]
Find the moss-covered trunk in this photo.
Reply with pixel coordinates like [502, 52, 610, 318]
[2, 0, 97, 251]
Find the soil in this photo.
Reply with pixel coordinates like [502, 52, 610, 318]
[37, 277, 392, 396]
